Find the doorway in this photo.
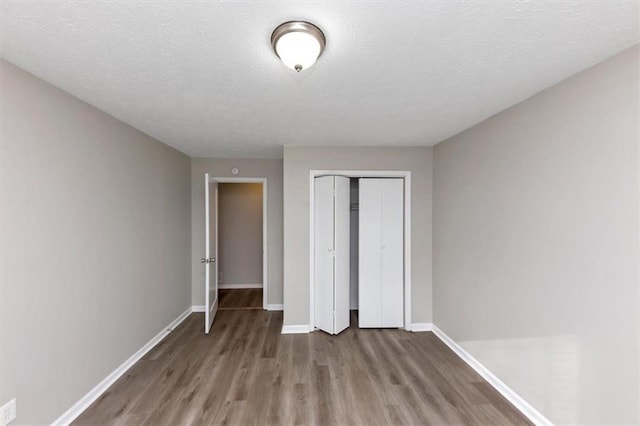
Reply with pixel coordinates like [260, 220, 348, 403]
[218, 181, 264, 310]
[204, 176, 267, 333]
[309, 170, 412, 333]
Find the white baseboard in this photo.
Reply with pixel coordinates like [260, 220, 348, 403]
[195, 303, 281, 312]
[431, 325, 552, 426]
[218, 283, 263, 289]
[281, 324, 311, 334]
[266, 304, 283, 311]
[52, 307, 193, 426]
[410, 322, 433, 332]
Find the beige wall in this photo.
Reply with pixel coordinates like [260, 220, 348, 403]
[191, 158, 283, 306]
[433, 45, 639, 424]
[0, 60, 192, 424]
[282, 146, 433, 327]
[218, 183, 263, 285]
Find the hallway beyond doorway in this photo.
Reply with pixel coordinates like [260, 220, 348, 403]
[219, 288, 262, 310]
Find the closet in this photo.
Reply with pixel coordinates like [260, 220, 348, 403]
[314, 176, 404, 334]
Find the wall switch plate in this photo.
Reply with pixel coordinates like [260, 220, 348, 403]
[0, 398, 16, 425]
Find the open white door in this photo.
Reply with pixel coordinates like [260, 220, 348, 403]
[314, 176, 350, 335]
[333, 176, 351, 334]
[204, 174, 218, 334]
[314, 176, 334, 334]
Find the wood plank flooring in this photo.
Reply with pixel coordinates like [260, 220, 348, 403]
[74, 310, 531, 425]
[219, 288, 262, 310]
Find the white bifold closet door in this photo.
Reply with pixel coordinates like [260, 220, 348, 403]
[314, 175, 351, 335]
[359, 178, 404, 328]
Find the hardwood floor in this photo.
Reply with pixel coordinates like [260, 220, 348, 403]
[74, 310, 531, 425]
[219, 288, 263, 310]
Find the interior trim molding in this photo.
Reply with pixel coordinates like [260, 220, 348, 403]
[266, 304, 284, 311]
[191, 305, 206, 312]
[52, 307, 193, 426]
[431, 325, 552, 426]
[410, 322, 433, 332]
[208, 176, 268, 310]
[281, 324, 311, 334]
[218, 283, 263, 289]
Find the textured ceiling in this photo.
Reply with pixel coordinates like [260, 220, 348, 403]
[1, 1, 638, 158]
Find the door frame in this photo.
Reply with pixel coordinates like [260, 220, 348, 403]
[208, 176, 268, 310]
[309, 170, 412, 331]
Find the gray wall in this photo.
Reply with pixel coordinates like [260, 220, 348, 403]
[0, 60, 192, 424]
[433, 45, 639, 424]
[218, 183, 263, 285]
[191, 158, 283, 306]
[282, 146, 433, 327]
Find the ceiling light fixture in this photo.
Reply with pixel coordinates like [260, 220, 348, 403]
[271, 21, 326, 72]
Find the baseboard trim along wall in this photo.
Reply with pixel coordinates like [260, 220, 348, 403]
[266, 304, 284, 311]
[410, 323, 433, 332]
[51, 307, 193, 426]
[431, 325, 552, 426]
[195, 304, 282, 312]
[218, 283, 263, 289]
[281, 325, 312, 334]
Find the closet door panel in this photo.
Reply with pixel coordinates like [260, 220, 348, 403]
[314, 176, 335, 334]
[358, 179, 382, 328]
[380, 179, 404, 327]
[334, 176, 351, 334]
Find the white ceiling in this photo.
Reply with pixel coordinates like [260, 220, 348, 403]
[1, 1, 638, 158]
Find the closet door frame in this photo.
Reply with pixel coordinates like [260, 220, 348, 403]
[309, 170, 412, 331]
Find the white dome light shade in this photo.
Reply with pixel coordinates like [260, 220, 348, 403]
[271, 21, 326, 72]
[276, 31, 321, 71]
